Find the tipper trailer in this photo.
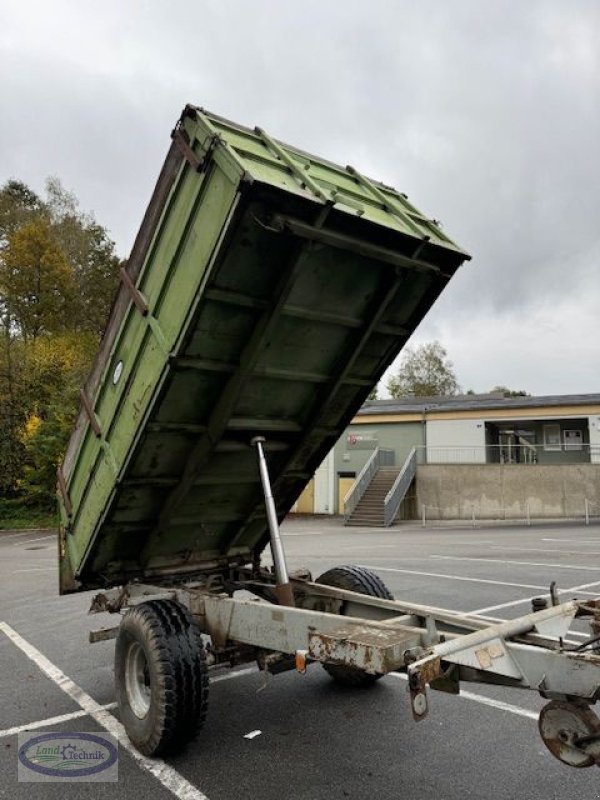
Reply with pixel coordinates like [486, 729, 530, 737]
[58, 106, 600, 767]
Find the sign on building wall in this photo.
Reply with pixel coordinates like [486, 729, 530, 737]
[347, 430, 378, 450]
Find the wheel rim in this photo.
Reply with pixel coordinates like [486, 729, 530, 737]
[539, 701, 600, 768]
[125, 641, 152, 719]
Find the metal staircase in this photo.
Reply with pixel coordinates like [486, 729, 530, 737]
[345, 466, 401, 526]
[345, 447, 418, 528]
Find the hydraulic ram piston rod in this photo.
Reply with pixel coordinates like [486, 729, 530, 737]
[251, 437, 295, 606]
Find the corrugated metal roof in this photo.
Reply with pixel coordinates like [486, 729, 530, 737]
[358, 393, 600, 416]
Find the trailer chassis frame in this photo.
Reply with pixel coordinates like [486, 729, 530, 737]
[90, 569, 600, 767]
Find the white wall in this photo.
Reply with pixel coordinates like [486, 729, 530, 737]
[313, 451, 335, 513]
[589, 414, 600, 464]
[426, 419, 486, 463]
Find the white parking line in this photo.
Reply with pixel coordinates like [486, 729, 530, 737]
[432, 555, 600, 572]
[0, 703, 118, 738]
[542, 539, 600, 544]
[469, 579, 600, 615]
[0, 667, 259, 739]
[388, 674, 538, 720]
[491, 545, 600, 557]
[0, 530, 54, 542]
[356, 564, 600, 595]
[211, 667, 257, 683]
[0, 621, 210, 800]
[14, 567, 56, 573]
[13, 534, 56, 546]
[0, 621, 542, 749]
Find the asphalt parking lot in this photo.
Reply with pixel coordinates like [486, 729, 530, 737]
[2, 517, 600, 800]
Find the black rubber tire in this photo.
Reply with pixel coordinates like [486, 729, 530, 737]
[115, 599, 209, 756]
[316, 565, 394, 688]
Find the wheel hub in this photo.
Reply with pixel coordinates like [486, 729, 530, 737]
[539, 700, 600, 768]
[125, 641, 152, 719]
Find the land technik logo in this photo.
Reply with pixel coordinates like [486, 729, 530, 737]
[18, 732, 118, 782]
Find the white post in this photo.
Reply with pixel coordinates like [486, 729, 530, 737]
[422, 505, 426, 528]
[472, 508, 475, 529]
[585, 498, 589, 526]
[526, 501, 531, 527]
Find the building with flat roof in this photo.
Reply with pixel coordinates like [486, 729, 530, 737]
[292, 393, 600, 524]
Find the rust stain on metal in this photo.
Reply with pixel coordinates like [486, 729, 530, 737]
[415, 656, 442, 687]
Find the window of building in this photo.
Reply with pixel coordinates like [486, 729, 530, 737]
[564, 429, 583, 451]
[543, 424, 561, 451]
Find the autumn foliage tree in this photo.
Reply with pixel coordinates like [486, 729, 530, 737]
[387, 341, 460, 398]
[0, 178, 121, 516]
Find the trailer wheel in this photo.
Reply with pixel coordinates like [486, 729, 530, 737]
[316, 565, 394, 687]
[115, 599, 208, 756]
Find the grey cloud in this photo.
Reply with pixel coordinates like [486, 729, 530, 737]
[0, 0, 598, 392]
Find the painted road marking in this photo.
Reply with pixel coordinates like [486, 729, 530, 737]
[357, 565, 599, 595]
[542, 539, 600, 545]
[211, 667, 258, 684]
[388, 674, 538, 720]
[469, 579, 600, 615]
[359, 565, 600, 597]
[0, 530, 55, 542]
[0, 622, 210, 800]
[0, 703, 118, 738]
[432, 555, 600, 572]
[0, 622, 573, 768]
[12, 534, 56, 546]
[491, 545, 600, 557]
[14, 567, 56, 573]
[0, 666, 259, 739]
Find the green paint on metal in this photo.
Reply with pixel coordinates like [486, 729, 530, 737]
[58, 106, 470, 594]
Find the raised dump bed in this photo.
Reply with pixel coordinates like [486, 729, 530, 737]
[58, 105, 470, 594]
[60, 108, 600, 768]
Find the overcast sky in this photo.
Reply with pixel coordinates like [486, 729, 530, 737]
[1, 0, 598, 396]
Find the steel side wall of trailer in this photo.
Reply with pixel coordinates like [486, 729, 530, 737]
[58, 106, 470, 593]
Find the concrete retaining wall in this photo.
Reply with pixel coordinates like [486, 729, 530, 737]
[415, 464, 600, 521]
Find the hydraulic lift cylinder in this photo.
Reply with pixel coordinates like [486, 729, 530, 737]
[251, 437, 295, 606]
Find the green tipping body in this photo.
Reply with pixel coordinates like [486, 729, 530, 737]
[57, 105, 470, 593]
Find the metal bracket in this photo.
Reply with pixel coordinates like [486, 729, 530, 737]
[79, 388, 102, 437]
[255, 126, 331, 203]
[120, 267, 149, 316]
[56, 465, 72, 517]
[89, 626, 119, 644]
[171, 128, 216, 173]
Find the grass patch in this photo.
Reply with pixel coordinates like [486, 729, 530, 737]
[0, 499, 56, 530]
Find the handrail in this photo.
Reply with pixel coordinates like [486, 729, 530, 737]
[344, 448, 394, 523]
[383, 447, 417, 527]
[416, 443, 600, 465]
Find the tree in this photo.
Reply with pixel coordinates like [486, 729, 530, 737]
[0, 180, 44, 248]
[0, 176, 122, 508]
[366, 384, 378, 402]
[387, 341, 460, 397]
[19, 332, 97, 507]
[45, 178, 120, 333]
[1, 219, 76, 340]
